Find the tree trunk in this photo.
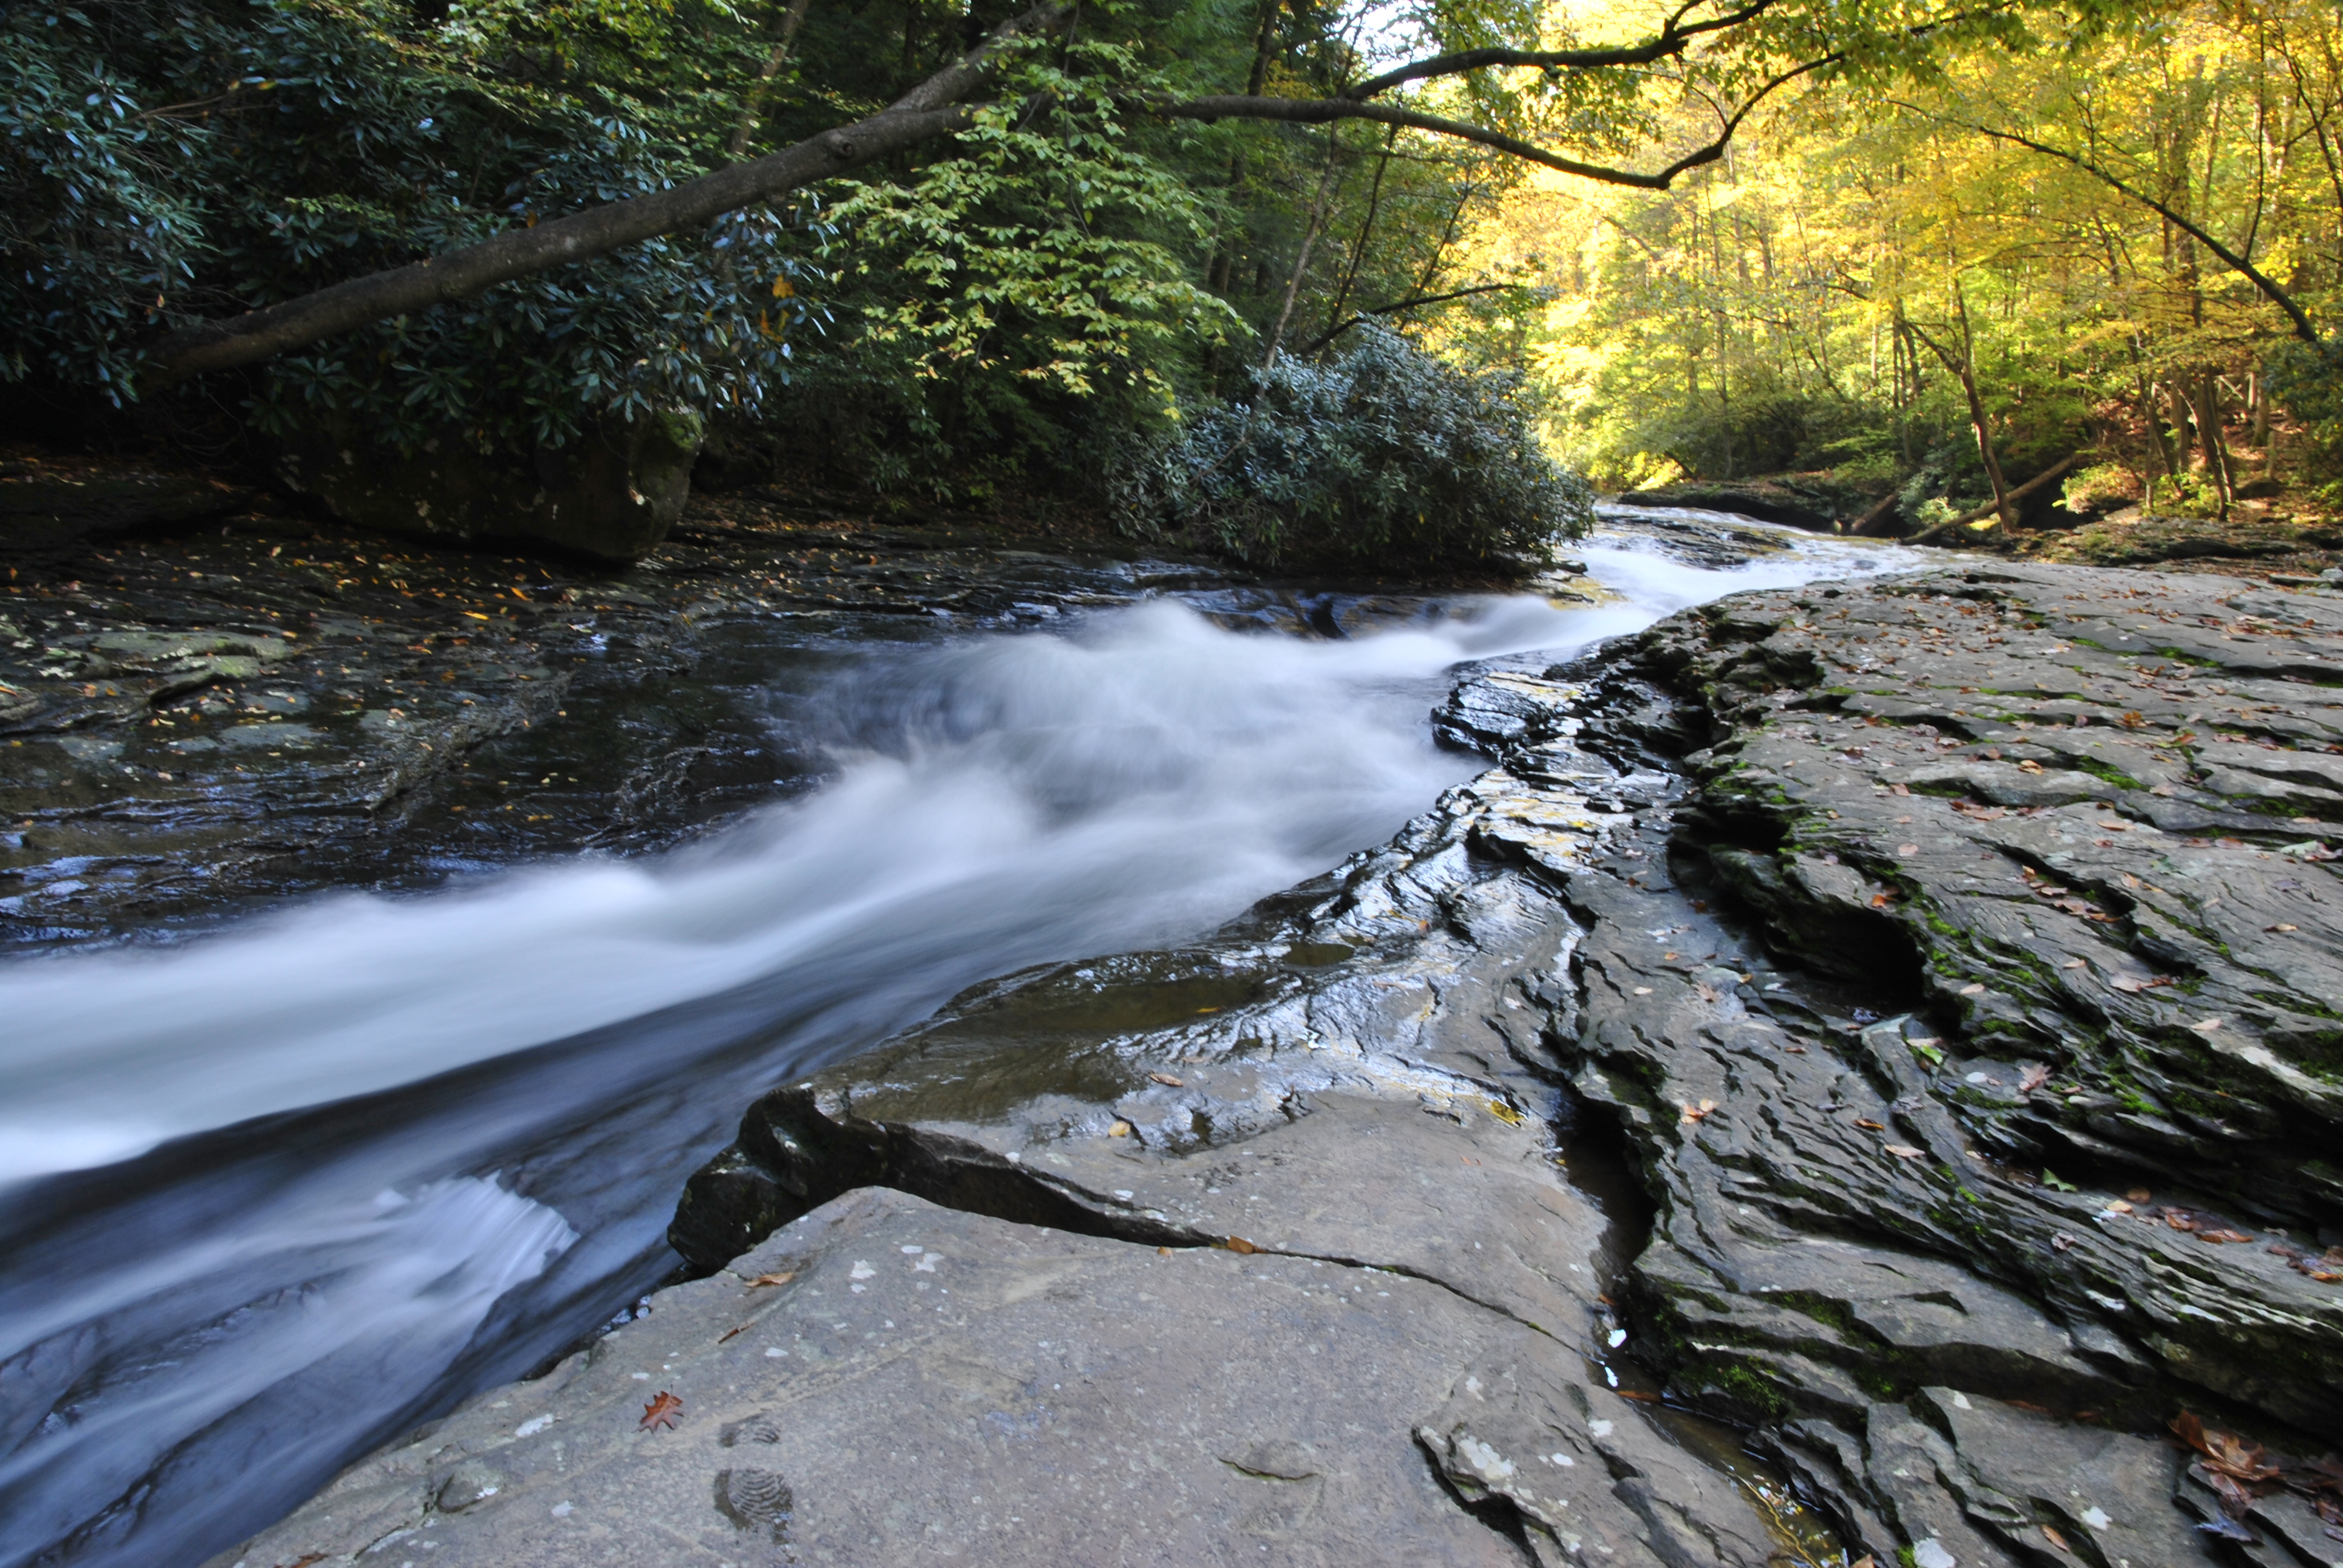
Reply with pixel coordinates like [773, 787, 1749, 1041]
[725, 0, 818, 160]
[1263, 134, 1342, 366]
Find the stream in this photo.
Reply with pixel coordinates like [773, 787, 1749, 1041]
[0, 512, 1914, 1567]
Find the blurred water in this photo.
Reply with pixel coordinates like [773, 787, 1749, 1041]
[0, 517, 1913, 1566]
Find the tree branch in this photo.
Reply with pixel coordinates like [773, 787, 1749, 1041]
[1916, 109, 2325, 345]
[1340, 0, 1777, 100]
[1165, 55, 1832, 189]
[1299, 282, 1515, 355]
[138, 2, 1070, 392]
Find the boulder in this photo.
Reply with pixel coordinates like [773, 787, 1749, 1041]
[276, 408, 703, 563]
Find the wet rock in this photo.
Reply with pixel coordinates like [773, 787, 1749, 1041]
[224, 661, 1829, 1568]
[0, 457, 251, 559]
[275, 409, 704, 563]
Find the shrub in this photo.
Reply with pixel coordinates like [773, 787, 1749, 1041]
[1117, 325, 1593, 574]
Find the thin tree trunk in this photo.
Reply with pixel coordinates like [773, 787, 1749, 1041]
[1263, 132, 1342, 366]
[1322, 123, 1396, 343]
[726, 0, 818, 160]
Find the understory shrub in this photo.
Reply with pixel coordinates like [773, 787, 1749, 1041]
[1118, 325, 1593, 573]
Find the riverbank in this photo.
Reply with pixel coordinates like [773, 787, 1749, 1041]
[211, 555, 2343, 1567]
[0, 462, 1237, 947]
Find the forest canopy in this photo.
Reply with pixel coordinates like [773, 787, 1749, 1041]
[2, 0, 2336, 554]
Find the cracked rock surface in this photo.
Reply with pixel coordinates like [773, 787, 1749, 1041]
[220, 559, 2343, 1568]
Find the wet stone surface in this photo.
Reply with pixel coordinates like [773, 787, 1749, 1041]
[0, 492, 1251, 947]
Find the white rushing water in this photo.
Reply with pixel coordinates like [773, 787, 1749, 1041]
[0, 516, 1913, 1567]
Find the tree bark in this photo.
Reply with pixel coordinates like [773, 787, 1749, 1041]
[1264, 134, 1342, 365]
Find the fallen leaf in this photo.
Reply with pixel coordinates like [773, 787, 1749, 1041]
[2172, 1413, 2282, 1488]
[2267, 923, 2298, 933]
[2126, 1187, 2152, 1203]
[639, 1391, 684, 1432]
[1898, 843, 1919, 855]
[1961, 982, 1987, 996]
[1157, 1246, 1172, 1257]
[1149, 1071, 1184, 1087]
[1227, 1236, 1260, 1255]
[2198, 1228, 2255, 1245]
[1870, 892, 1892, 908]
[1855, 1118, 1886, 1131]
[747, 1271, 796, 1289]
[2107, 1200, 2134, 1214]
[2051, 1231, 2077, 1252]
[1890, 782, 1910, 795]
[2042, 1524, 2071, 1553]
[1680, 1099, 1718, 1125]
[2120, 711, 2146, 728]
[2019, 1064, 2051, 1094]
[1632, 986, 1654, 996]
[1109, 1120, 1134, 1137]
[2165, 1209, 2200, 1232]
[718, 1323, 750, 1342]
[1486, 1099, 1525, 1125]
[1884, 1144, 1925, 1159]
[2189, 1017, 2224, 1034]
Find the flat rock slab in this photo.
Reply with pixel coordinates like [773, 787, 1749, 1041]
[220, 557, 2343, 1568]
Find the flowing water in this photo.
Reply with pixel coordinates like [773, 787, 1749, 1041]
[0, 514, 1913, 1567]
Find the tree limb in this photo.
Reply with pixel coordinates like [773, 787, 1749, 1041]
[1915, 109, 2325, 345]
[1340, 0, 1777, 100]
[1907, 451, 2086, 544]
[1165, 55, 1832, 190]
[1299, 282, 1515, 355]
[138, 2, 1070, 392]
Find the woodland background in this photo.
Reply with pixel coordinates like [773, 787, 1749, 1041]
[4, 0, 2341, 561]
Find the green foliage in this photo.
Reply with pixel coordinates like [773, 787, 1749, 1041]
[763, 35, 1241, 497]
[2, 0, 813, 454]
[1116, 324, 1592, 572]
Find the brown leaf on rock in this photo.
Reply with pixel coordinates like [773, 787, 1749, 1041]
[1884, 1144, 1925, 1160]
[1226, 1236, 1260, 1254]
[747, 1271, 796, 1289]
[2173, 1413, 2282, 1491]
[2198, 1228, 2255, 1245]
[2052, 1231, 2077, 1252]
[639, 1391, 684, 1432]
[2042, 1523, 2071, 1553]
[2164, 1209, 2199, 1232]
[1855, 1118, 1886, 1131]
[1680, 1099, 1718, 1125]
[1148, 1071, 1184, 1087]
[2019, 1063, 2051, 1094]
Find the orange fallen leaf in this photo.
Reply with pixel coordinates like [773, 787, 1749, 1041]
[1680, 1100, 1718, 1125]
[1109, 1120, 1134, 1137]
[639, 1391, 683, 1431]
[1227, 1236, 1260, 1255]
[2042, 1524, 2071, 1553]
[747, 1271, 796, 1289]
[718, 1323, 750, 1342]
[1148, 1072, 1184, 1088]
[1854, 1118, 1886, 1131]
[2018, 1063, 2051, 1094]
[2197, 1229, 2255, 1245]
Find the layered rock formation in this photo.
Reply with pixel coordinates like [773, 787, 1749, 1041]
[218, 560, 2343, 1568]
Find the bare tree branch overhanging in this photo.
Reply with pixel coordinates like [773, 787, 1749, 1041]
[135, 0, 1837, 389]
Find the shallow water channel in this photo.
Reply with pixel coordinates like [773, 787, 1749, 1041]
[0, 512, 1914, 1567]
